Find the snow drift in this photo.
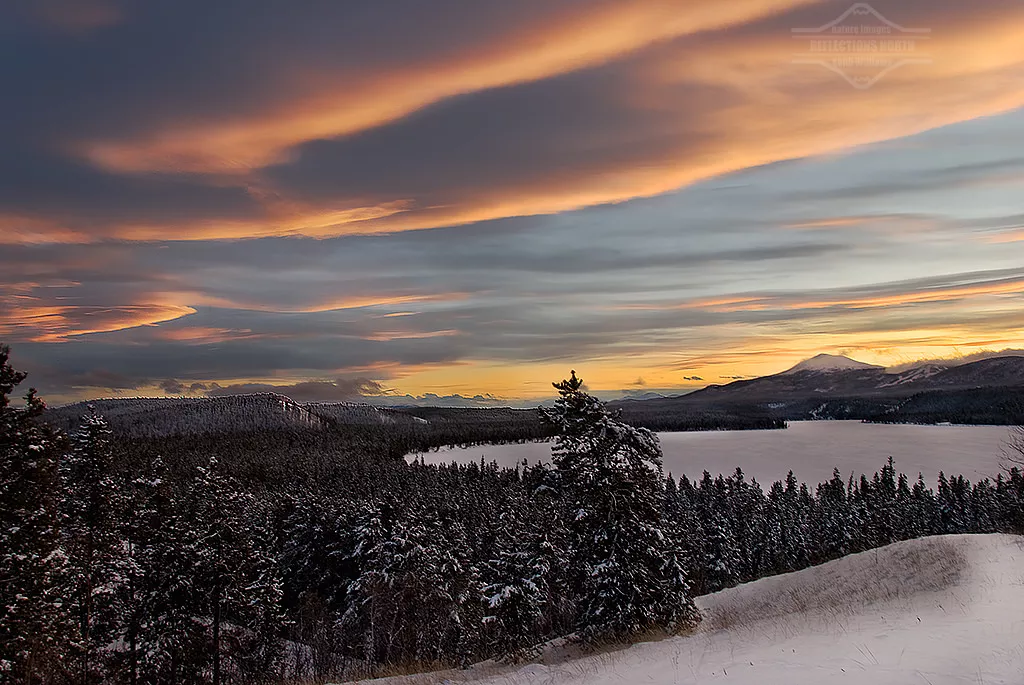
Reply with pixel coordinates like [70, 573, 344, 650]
[354, 534, 1024, 685]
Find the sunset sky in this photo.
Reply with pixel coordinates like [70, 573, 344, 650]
[3, 0, 1024, 405]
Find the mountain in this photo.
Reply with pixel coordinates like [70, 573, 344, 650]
[45, 354, 1024, 439]
[618, 354, 1024, 425]
[782, 353, 883, 374]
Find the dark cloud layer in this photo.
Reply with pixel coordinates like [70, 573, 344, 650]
[2, 1, 1024, 400]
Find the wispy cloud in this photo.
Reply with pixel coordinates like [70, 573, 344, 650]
[3, 1, 1024, 401]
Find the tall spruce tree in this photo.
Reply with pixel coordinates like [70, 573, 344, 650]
[62, 409, 126, 684]
[0, 346, 69, 682]
[481, 502, 549, 661]
[542, 371, 699, 643]
[116, 456, 176, 685]
[186, 457, 285, 684]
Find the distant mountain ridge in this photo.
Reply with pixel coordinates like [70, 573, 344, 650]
[45, 393, 426, 439]
[46, 354, 1024, 438]
[691, 354, 1024, 400]
[622, 354, 1024, 425]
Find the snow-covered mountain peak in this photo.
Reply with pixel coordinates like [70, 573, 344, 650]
[783, 353, 883, 374]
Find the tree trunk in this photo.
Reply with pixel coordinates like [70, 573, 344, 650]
[82, 536, 94, 685]
[212, 580, 222, 685]
[127, 566, 138, 685]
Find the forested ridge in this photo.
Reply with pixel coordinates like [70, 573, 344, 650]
[3, 347, 1024, 684]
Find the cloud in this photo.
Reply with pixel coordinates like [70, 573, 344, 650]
[885, 348, 1024, 372]
[158, 379, 185, 395]
[13, 0, 123, 34]
[2, 1, 1024, 242]
[0, 302, 196, 343]
[205, 378, 384, 403]
[4, 0, 1024, 401]
[367, 392, 516, 408]
[63, 0, 814, 173]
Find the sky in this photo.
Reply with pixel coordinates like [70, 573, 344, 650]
[2, 0, 1024, 405]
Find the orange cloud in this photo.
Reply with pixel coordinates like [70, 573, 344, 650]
[0, 215, 94, 245]
[791, 279, 1024, 311]
[0, 302, 196, 342]
[360, 329, 459, 342]
[79, 0, 817, 175]
[151, 327, 256, 343]
[168, 292, 471, 314]
[5, 2, 1023, 245]
[58, 2, 1024, 244]
[613, 274, 1024, 316]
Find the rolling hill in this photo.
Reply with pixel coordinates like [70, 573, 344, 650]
[355, 533, 1024, 685]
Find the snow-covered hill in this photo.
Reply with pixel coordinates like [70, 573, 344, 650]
[357, 534, 1024, 685]
[782, 353, 883, 374]
[46, 393, 329, 438]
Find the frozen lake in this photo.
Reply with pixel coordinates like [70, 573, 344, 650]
[415, 421, 1020, 487]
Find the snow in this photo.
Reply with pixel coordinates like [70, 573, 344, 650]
[877, 363, 947, 388]
[350, 534, 1024, 685]
[418, 421, 1013, 487]
[782, 353, 883, 374]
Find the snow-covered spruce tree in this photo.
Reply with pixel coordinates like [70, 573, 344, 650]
[280, 491, 356, 680]
[780, 471, 812, 572]
[125, 455, 215, 684]
[186, 457, 286, 685]
[812, 469, 854, 564]
[110, 456, 175, 685]
[937, 472, 971, 534]
[527, 467, 576, 638]
[61, 408, 127, 683]
[541, 371, 699, 644]
[723, 468, 766, 582]
[995, 468, 1024, 533]
[341, 500, 392, 666]
[481, 499, 551, 661]
[0, 345, 69, 682]
[344, 499, 482, 669]
[664, 476, 706, 592]
[696, 474, 742, 593]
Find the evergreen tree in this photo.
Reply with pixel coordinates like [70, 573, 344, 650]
[0, 346, 69, 681]
[134, 456, 213, 684]
[813, 469, 853, 563]
[62, 409, 127, 683]
[482, 505, 550, 661]
[542, 371, 699, 643]
[186, 457, 285, 685]
[114, 456, 173, 685]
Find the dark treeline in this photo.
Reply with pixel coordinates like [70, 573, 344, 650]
[864, 386, 1024, 426]
[49, 396, 788, 466]
[396, 407, 555, 451]
[614, 405, 787, 432]
[4, 349, 1024, 684]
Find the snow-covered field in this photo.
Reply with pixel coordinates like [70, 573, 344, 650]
[353, 534, 1024, 685]
[417, 421, 1015, 485]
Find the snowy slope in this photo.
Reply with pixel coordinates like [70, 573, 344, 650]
[783, 353, 884, 374]
[355, 534, 1024, 685]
